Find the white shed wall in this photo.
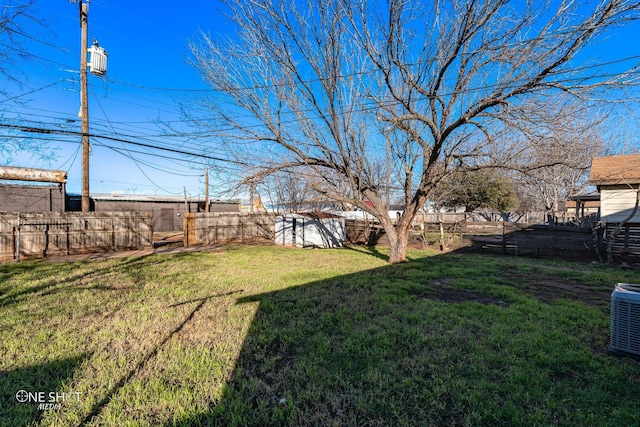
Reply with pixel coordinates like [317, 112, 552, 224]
[600, 187, 640, 223]
[275, 215, 345, 248]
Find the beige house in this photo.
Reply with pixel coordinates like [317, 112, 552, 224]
[589, 154, 640, 224]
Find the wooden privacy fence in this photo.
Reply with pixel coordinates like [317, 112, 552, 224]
[0, 212, 153, 261]
[468, 223, 594, 260]
[345, 219, 528, 246]
[414, 212, 548, 224]
[345, 218, 596, 261]
[184, 212, 275, 246]
[604, 222, 640, 261]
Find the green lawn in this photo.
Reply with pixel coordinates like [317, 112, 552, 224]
[1, 245, 640, 426]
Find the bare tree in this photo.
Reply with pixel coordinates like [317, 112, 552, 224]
[264, 172, 312, 213]
[191, 0, 640, 263]
[0, 0, 42, 89]
[0, 1, 58, 164]
[262, 170, 348, 213]
[512, 103, 607, 219]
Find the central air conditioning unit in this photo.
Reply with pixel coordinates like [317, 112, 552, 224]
[610, 283, 640, 356]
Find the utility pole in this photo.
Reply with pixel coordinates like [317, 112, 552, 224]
[184, 186, 188, 214]
[79, 0, 90, 212]
[205, 168, 210, 212]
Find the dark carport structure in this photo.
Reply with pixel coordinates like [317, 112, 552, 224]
[0, 166, 67, 212]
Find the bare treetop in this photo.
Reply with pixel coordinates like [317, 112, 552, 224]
[191, 0, 640, 263]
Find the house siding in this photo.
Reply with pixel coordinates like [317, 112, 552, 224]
[600, 186, 640, 223]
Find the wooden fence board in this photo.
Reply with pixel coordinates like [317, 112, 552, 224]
[184, 212, 275, 246]
[0, 212, 152, 261]
[606, 223, 640, 258]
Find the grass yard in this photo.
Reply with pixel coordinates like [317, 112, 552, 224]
[1, 245, 640, 426]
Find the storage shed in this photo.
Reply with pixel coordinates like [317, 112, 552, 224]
[590, 154, 640, 261]
[275, 212, 345, 248]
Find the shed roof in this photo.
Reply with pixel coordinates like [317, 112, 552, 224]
[281, 211, 343, 219]
[567, 192, 600, 202]
[589, 154, 640, 186]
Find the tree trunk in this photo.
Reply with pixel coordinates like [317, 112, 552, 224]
[385, 223, 410, 264]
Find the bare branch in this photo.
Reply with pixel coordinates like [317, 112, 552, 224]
[188, 0, 640, 263]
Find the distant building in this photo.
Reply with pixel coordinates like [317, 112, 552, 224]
[566, 192, 600, 223]
[1, 166, 242, 232]
[67, 193, 241, 232]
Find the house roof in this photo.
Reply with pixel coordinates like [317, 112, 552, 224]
[589, 154, 640, 186]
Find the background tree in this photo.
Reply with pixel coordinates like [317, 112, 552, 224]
[191, 0, 640, 263]
[432, 169, 518, 213]
[261, 170, 348, 213]
[0, 0, 43, 91]
[0, 0, 57, 164]
[263, 172, 313, 213]
[511, 107, 606, 216]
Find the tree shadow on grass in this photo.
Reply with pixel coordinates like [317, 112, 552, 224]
[166, 252, 640, 426]
[166, 256, 488, 426]
[76, 289, 244, 427]
[343, 244, 390, 261]
[0, 354, 88, 426]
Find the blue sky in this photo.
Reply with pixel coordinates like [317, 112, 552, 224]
[2, 0, 231, 198]
[2, 1, 640, 199]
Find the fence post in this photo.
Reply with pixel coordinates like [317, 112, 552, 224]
[502, 221, 506, 254]
[438, 213, 445, 251]
[66, 225, 70, 256]
[15, 224, 21, 262]
[12, 226, 16, 260]
[43, 224, 49, 258]
[111, 219, 116, 251]
[185, 217, 189, 246]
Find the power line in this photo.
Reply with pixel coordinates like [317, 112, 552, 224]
[1, 107, 227, 157]
[93, 93, 201, 194]
[56, 144, 81, 170]
[0, 122, 248, 166]
[5, 61, 638, 141]
[3, 132, 213, 170]
[2, 81, 64, 103]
